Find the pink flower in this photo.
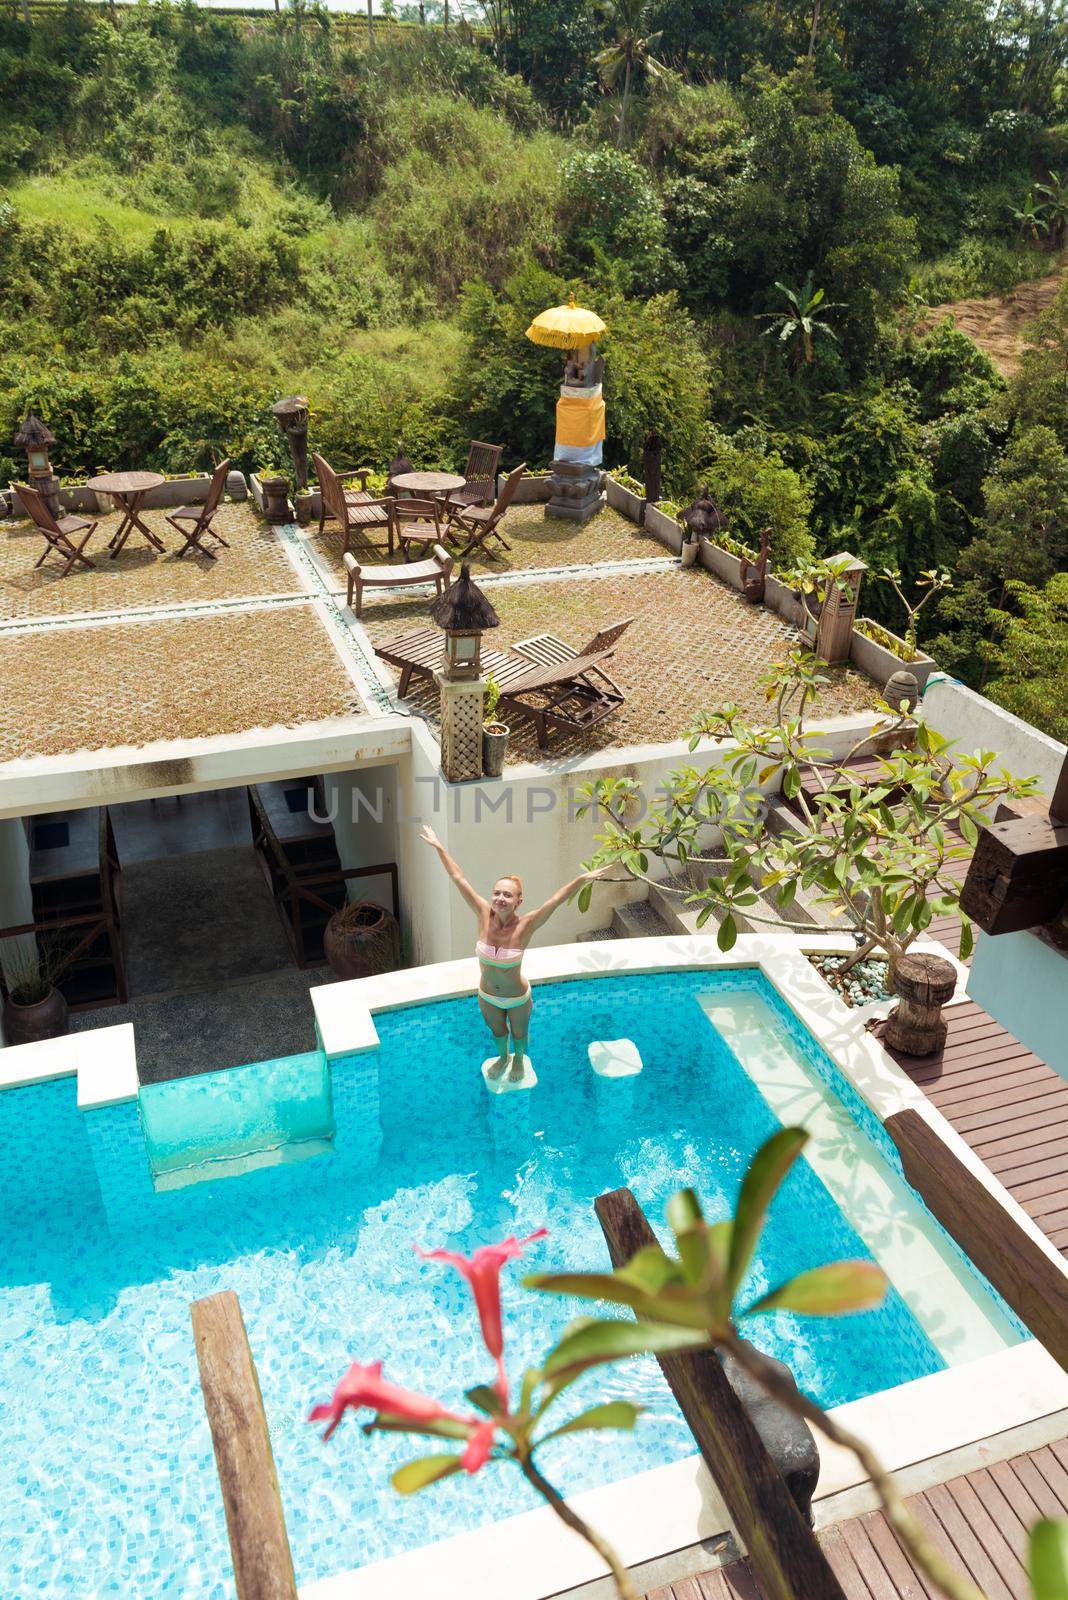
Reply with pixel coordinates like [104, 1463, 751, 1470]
[459, 1417, 498, 1474]
[308, 1360, 469, 1442]
[415, 1229, 547, 1400]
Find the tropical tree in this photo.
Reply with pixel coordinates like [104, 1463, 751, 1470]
[1011, 190, 1052, 243]
[575, 650, 1037, 980]
[1035, 170, 1068, 242]
[758, 272, 844, 369]
[594, 0, 666, 146]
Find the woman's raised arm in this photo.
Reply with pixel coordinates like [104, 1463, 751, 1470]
[419, 824, 488, 915]
[524, 864, 612, 932]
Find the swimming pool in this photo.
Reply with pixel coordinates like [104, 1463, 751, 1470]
[0, 965, 1024, 1598]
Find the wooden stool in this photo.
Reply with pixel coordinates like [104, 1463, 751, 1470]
[883, 951, 957, 1057]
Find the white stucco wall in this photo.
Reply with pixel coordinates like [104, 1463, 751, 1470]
[392, 712, 884, 960]
[323, 765, 401, 917]
[969, 929, 1068, 1082]
[922, 677, 1067, 798]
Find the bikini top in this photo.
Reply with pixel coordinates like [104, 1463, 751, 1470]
[476, 938, 524, 969]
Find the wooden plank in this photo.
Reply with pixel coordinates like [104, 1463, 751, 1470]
[859, 1510, 936, 1600]
[838, 1517, 905, 1600]
[989, 1458, 1045, 1527]
[1031, 1444, 1068, 1511]
[967, 1467, 1032, 1555]
[884, 1109, 1068, 1371]
[819, 1525, 875, 1598]
[1007, 1454, 1068, 1519]
[191, 1291, 299, 1600]
[594, 1188, 846, 1600]
[921, 1484, 1017, 1600]
[939, 1477, 1029, 1596]
[718, 1562, 766, 1600]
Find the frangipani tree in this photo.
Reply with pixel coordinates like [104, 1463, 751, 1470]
[575, 650, 1038, 980]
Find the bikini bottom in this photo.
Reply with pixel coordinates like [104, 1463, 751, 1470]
[478, 986, 531, 1011]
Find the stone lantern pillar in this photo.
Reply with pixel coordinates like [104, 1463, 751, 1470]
[14, 412, 60, 519]
[271, 395, 310, 491]
[815, 554, 866, 665]
[429, 564, 501, 783]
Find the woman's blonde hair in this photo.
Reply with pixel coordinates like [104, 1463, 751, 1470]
[495, 874, 523, 898]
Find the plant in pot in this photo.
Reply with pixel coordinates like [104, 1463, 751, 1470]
[323, 900, 402, 981]
[482, 674, 509, 778]
[1, 935, 70, 1046]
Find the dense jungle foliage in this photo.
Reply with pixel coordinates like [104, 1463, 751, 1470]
[1, 0, 1067, 735]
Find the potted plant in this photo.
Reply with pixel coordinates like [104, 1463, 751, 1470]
[1, 937, 70, 1047]
[482, 674, 510, 778]
[323, 901, 401, 981]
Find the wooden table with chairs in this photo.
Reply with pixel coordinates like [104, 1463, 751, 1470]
[390, 470, 466, 504]
[86, 471, 166, 557]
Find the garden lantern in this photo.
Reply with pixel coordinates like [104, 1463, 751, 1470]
[14, 412, 59, 517]
[271, 394, 310, 491]
[429, 565, 500, 782]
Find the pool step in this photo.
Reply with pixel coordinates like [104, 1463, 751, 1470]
[576, 924, 622, 942]
[609, 899, 673, 939]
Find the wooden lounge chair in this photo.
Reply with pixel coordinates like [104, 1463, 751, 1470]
[374, 627, 625, 747]
[166, 457, 231, 559]
[15, 482, 97, 578]
[513, 616, 634, 701]
[444, 463, 526, 558]
[446, 441, 503, 512]
[312, 451, 394, 557]
[496, 650, 626, 749]
[394, 498, 443, 561]
[343, 544, 453, 618]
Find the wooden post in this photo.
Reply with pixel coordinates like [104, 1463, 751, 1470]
[191, 1291, 299, 1600]
[815, 554, 865, 665]
[960, 813, 1068, 934]
[883, 951, 956, 1056]
[885, 1109, 1068, 1374]
[595, 1188, 846, 1600]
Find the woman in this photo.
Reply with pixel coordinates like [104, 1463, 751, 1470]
[420, 824, 610, 1083]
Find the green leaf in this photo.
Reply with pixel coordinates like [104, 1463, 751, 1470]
[717, 913, 738, 952]
[538, 1400, 643, 1444]
[728, 1128, 808, 1295]
[392, 1453, 465, 1494]
[466, 1384, 505, 1417]
[959, 812, 979, 847]
[368, 1412, 474, 1441]
[745, 1261, 888, 1318]
[541, 1318, 710, 1382]
[1029, 1519, 1068, 1600]
[959, 919, 974, 962]
[578, 882, 592, 913]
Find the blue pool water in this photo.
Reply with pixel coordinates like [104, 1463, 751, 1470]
[0, 970, 1014, 1597]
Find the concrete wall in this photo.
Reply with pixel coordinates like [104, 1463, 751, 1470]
[0, 818, 35, 1046]
[922, 677, 1067, 798]
[323, 764, 401, 918]
[969, 929, 1068, 1082]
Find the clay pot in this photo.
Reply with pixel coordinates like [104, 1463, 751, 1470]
[2, 986, 68, 1047]
[482, 722, 510, 778]
[323, 901, 401, 981]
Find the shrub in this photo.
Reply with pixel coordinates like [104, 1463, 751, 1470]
[698, 433, 814, 567]
[559, 146, 671, 292]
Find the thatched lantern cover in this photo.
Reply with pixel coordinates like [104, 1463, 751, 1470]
[429, 563, 500, 681]
[680, 485, 726, 541]
[14, 412, 56, 476]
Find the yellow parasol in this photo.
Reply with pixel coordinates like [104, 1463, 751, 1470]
[525, 293, 606, 351]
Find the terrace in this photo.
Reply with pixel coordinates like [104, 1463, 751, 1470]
[1, 459, 1067, 1600]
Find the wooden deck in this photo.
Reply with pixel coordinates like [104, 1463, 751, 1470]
[646, 1435, 1068, 1599]
[877, 999, 1068, 1255]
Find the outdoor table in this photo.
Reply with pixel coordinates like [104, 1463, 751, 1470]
[390, 469, 466, 516]
[86, 471, 166, 557]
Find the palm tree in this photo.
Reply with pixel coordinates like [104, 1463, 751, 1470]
[594, 0, 666, 147]
[758, 274, 844, 370]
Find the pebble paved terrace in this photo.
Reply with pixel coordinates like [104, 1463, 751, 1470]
[0, 495, 877, 766]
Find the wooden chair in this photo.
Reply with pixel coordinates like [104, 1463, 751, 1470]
[343, 544, 453, 618]
[496, 650, 627, 748]
[394, 498, 442, 561]
[312, 451, 394, 557]
[15, 483, 97, 578]
[166, 457, 232, 559]
[444, 463, 526, 558]
[446, 441, 503, 512]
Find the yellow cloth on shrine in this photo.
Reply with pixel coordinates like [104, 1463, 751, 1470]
[555, 394, 606, 448]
